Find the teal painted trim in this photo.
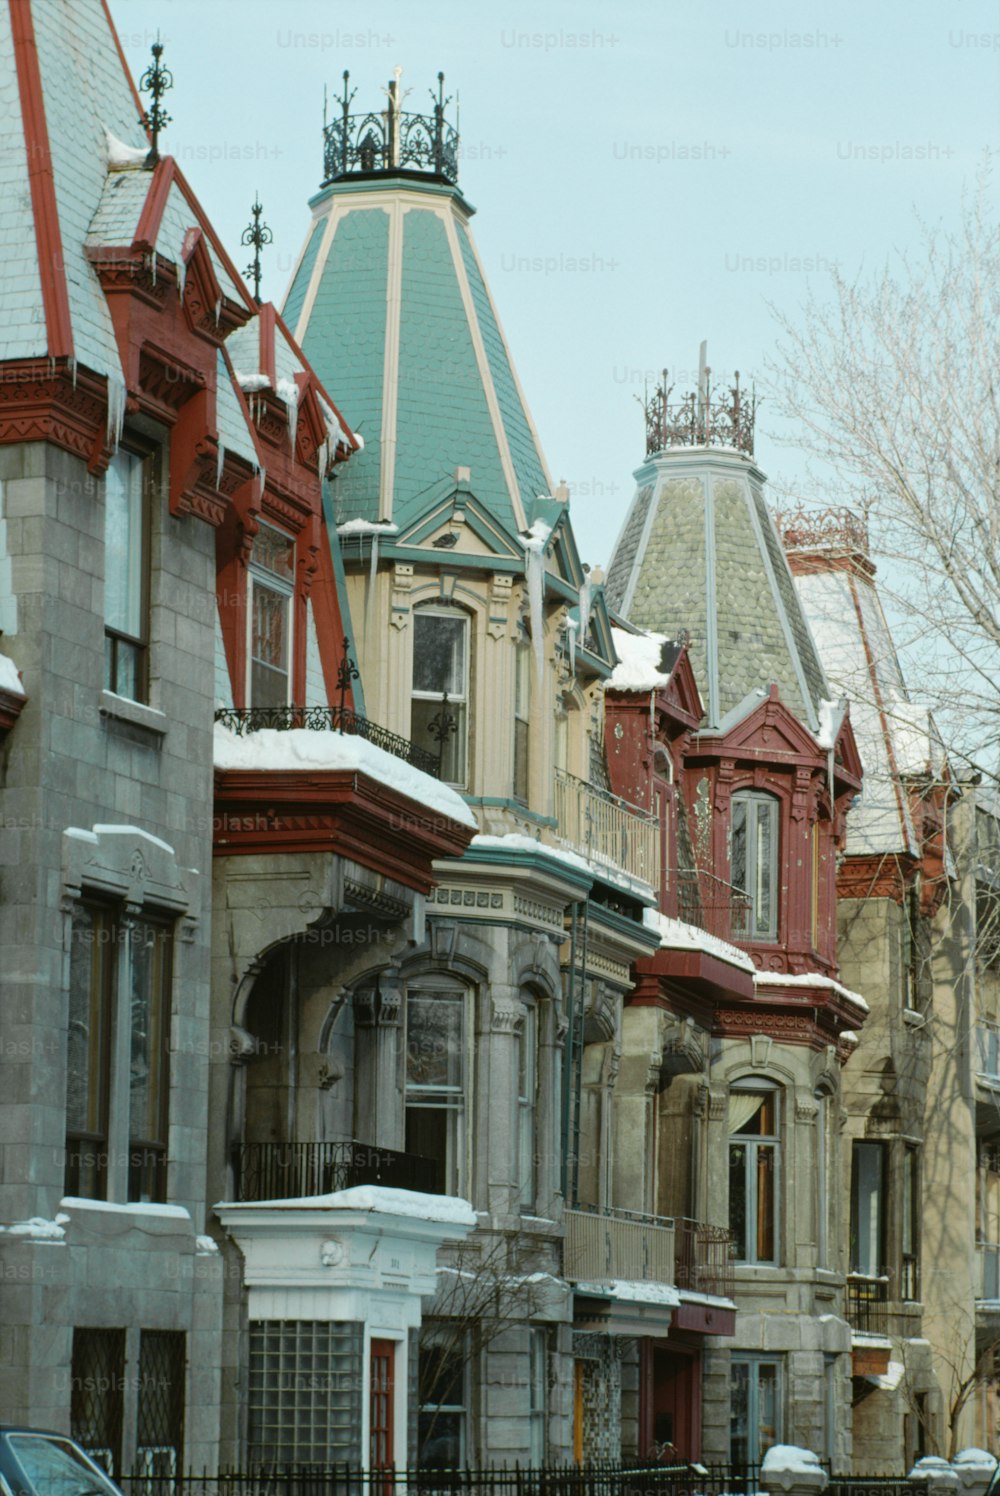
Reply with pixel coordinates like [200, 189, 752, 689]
[456, 223, 551, 514]
[282, 216, 325, 333]
[463, 797, 558, 828]
[461, 845, 593, 893]
[322, 478, 365, 717]
[576, 646, 614, 679]
[394, 210, 516, 534]
[301, 208, 389, 526]
[587, 898, 660, 943]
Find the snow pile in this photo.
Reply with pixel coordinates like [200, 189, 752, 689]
[575, 1279, 681, 1307]
[0, 655, 25, 696]
[0, 1214, 70, 1241]
[762, 1446, 824, 1475]
[276, 376, 299, 454]
[337, 518, 399, 537]
[195, 1235, 220, 1256]
[643, 907, 756, 972]
[608, 627, 671, 693]
[954, 1451, 997, 1469]
[889, 701, 945, 777]
[104, 128, 149, 169]
[753, 969, 869, 1012]
[866, 1360, 905, 1390]
[237, 1185, 477, 1226]
[214, 723, 477, 829]
[234, 371, 271, 393]
[816, 697, 845, 751]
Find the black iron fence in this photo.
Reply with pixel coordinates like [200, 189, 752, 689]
[114, 1466, 916, 1496]
[236, 1140, 438, 1202]
[214, 706, 440, 779]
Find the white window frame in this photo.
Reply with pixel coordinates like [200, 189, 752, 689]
[246, 522, 296, 709]
[410, 606, 470, 788]
[731, 791, 779, 942]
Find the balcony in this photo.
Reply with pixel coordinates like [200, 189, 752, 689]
[554, 768, 659, 888]
[235, 1140, 438, 1203]
[676, 867, 752, 945]
[675, 1218, 735, 1300]
[215, 704, 440, 777]
[564, 1205, 675, 1285]
[846, 1272, 890, 1334]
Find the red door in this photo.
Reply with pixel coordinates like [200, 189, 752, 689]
[641, 1340, 701, 1460]
[370, 1339, 395, 1470]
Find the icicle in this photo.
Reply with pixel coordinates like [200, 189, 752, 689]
[177, 254, 187, 301]
[566, 616, 578, 677]
[106, 375, 126, 451]
[525, 542, 545, 685]
[214, 296, 222, 325]
[215, 441, 225, 492]
[578, 568, 593, 649]
[369, 531, 380, 593]
[317, 434, 330, 478]
[67, 356, 77, 389]
[277, 376, 299, 455]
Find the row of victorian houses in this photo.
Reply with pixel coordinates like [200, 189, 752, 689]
[1, 0, 999, 1477]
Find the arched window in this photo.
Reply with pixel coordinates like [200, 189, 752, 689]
[728, 1082, 780, 1264]
[731, 791, 779, 941]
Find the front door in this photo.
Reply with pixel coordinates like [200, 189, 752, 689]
[641, 1341, 701, 1461]
[370, 1339, 395, 1469]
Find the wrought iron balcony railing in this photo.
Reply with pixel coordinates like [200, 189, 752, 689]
[674, 1218, 735, 1300]
[236, 1140, 438, 1203]
[322, 70, 459, 186]
[676, 868, 752, 946]
[215, 704, 441, 778]
[564, 1204, 676, 1286]
[846, 1271, 891, 1334]
[554, 768, 659, 888]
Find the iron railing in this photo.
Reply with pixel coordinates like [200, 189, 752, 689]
[214, 706, 440, 778]
[641, 370, 757, 458]
[674, 1219, 735, 1300]
[564, 1205, 675, 1285]
[322, 71, 459, 186]
[675, 869, 752, 946]
[554, 769, 659, 887]
[236, 1140, 438, 1203]
[110, 1464, 925, 1496]
[846, 1272, 891, 1334]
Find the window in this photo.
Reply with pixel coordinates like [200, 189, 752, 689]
[902, 1144, 920, 1299]
[517, 1006, 537, 1211]
[71, 1329, 126, 1477]
[65, 904, 172, 1203]
[850, 1141, 886, 1278]
[731, 792, 779, 941]
[821, 1355, 837, 1469]
[136, 1331, 185, 1482]
[104, 449, 149, 701]
[405, 984, 466, 1195]
[248, 1320, 362, 1466]
[513, 638, 531, 802]
[418, 1333, 467, 1469]
[816, 1090, 830, 1268]
[410, 609, 469, 786]
[729, 1086, 780, 1264]
[730, 1356, 782, 1469]
[248, 525, 295, 708]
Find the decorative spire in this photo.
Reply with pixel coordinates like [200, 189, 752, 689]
[241, 196, 273, 305]
[638, 352, 758, 457]
[321, 69, 459, 188]
[138, 34, 173, 167]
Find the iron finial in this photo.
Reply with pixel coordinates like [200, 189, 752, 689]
[139, 33, 173, 167]
[241, 195, 273, 305]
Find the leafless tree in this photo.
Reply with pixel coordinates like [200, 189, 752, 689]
[765, 164, 1000, 785]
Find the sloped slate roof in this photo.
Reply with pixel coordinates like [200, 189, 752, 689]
[284, 177, 552, 537]
[607, 453, 829, 733]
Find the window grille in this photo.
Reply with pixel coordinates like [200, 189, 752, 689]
[137, 1331, 185, 1481]
[71, 1328, 126, 1478]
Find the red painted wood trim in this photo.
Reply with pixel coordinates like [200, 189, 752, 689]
[171, 162, 258, 314]
[9, 0, 74, 358]
[134, 156, 177, 253]
[259, 302, 277, 388]
[99, 0, 149, 138]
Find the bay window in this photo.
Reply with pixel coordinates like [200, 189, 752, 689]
[410, 608, 469, 786]
[731, 791, 779, 941]
[104, 449, 149, 701]
[247, 524, 295, 708]
[729, 1084, 780, 1264]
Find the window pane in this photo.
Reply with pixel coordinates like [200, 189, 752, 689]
[731, 798, 747, 891]
[128, 920, 170, 1202]
[756, 1144, 776, 1261]
[406, 993, 464, 1090]
[248, 1320, 362, 1466]
[755, 803, 774, 934]
[251, 525, 295, 579]
[71, 1329, 125, 1478]
[413, 613, 466, 696]
[757, 1363, 780, 1457]
[852, 1143, 884, 1275]
[729, 1144, 747, 1260]
[411, 697, 467, 784]
[729, 1361, 750, 1467]
[104, 452, 144, 638]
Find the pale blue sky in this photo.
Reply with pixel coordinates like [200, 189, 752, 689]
[111, 0, 1000, 570]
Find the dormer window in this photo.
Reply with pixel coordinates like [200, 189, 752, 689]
[104, 449, 149, 701]
[411, 608, 468, 786]
[731, 791, 779, 941]
[248, 525, 295, 708]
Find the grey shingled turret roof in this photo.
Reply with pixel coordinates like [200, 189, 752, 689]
[606, 448, 829, 734]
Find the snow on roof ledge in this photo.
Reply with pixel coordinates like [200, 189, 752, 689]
[608, 627, 672, 692]
[574, 1279, 681, 1307]
[754, 969, 869, 1012]
[217, 1185, 476, 1226]
[643, 907, 755, 972]
[0, 655, 25, 696]
[104, 128, 150, 171]
[213, 723, 476, 829]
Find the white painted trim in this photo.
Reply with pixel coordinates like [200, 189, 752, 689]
[280, 202, 327, 319]
[442, 210, 527, 532]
